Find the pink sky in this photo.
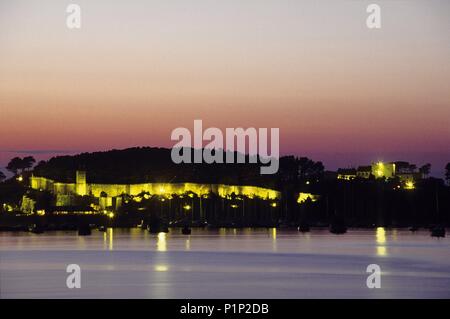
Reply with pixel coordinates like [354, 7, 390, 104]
[1, 0, 449, 173]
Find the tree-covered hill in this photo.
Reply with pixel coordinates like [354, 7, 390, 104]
[31, 147, 282, 188]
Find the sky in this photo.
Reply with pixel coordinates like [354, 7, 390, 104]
[0, 0, 449, 175]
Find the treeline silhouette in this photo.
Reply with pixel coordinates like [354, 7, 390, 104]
[1, 147, 449, 229]
[32, 147, 278, 188]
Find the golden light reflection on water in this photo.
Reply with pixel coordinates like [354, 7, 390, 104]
[157, 232, 167, 252]
[109, 228, 113, 251]
[377, 246, 387, 256]
[103, 228, 114, 250]
[271, 228, 277, 251]
[154, 265, 169, 272]
[185, 238, 191, 251]
[392, 229, 398, 241]
[376, 227, 387, 256]
[272, 228, 277, 240]
[79, 236, 86, 249]
[376, 227, 386, 244]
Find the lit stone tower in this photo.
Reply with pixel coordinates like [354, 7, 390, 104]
[76, 170, 87, 196]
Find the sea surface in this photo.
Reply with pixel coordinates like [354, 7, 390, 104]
[0, 228, 449, 298]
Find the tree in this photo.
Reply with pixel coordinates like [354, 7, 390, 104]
[22, 156, 36, 171]
[446, 163, 450, 185]
[5, 156, 36, 176]
[297, 157, 324, 180]
[419, 163, 431, 178]
[6, 157, 23, 176]
[0, 170, 6, 183]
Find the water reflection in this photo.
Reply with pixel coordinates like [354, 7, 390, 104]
[376, 227, 386, 244]
[392, 229, 398, 241]
[1, 228, 449, 298]
[377, 246, 387, 256]
[185, 238, 191, 251]
[376, 227, 387, 256]
[157, 232, 167, 252]
[109, 228, 113, 251]
[154, 265, 169, 272]
[271, 228, 277, 251]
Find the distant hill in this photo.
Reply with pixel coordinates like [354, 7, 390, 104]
[32, 147, 278, 188]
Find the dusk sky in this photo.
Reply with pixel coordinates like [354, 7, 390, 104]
[1, 0, 449, 174]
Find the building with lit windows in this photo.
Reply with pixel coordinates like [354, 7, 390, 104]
[337, 168, 357, 180]
[371, 161, 396, 179]
[356, 166, 372, 179]
[336, 160, 422, 190]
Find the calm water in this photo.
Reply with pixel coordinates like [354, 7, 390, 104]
[0, 228, 449, 298]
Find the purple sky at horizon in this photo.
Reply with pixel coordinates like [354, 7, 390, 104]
[1, 0, 449, 176]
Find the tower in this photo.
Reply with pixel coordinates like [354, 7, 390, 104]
[76, 170, 87, 196]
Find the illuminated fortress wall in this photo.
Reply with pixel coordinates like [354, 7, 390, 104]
[30, 171, 281, 201]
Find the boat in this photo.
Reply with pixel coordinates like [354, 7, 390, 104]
[298, 222, 310, 233]
[431, 225, 445, 238]
[147, 223, 169, 234]
[182, 226, 192, 235]
[28, 224, 44, 234]
[329, 217, 347, 234]
[78, 224, 92, 236]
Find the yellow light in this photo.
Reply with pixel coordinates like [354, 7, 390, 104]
[183, 205, 191, 211]
[376, 227, 386, 244]
[377, 246, 387, 256]
[109, 228, 113, 251]
[154, 265, 169, 272]
[377, 170, 383, 177]
[405, 181, 415, 190]
[270, 202, 277, 208]
[16, 176, 23, 182]
[157, 232, 167, 252]
[376, 227, 387, 257]
[108, 212, 114, 218]
[272, 228, 277, 251]
[297, 193, 319, 204]
[230, 204, 238, 209]
[36, 210, 46, 216]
